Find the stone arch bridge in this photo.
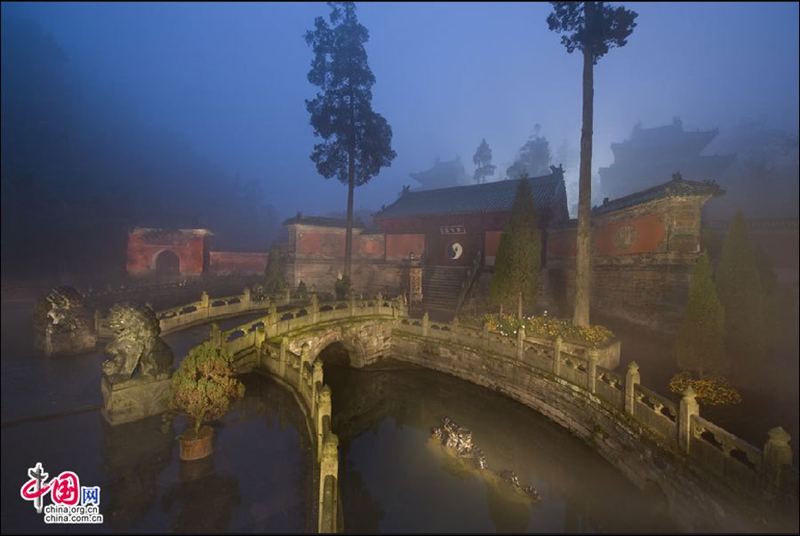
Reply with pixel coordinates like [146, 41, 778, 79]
[107, 287, 798, 534]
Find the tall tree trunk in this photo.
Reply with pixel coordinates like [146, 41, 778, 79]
[573, 1, 595, 328]
[517, 291, 523, 320]
[345, 148, 355, 279]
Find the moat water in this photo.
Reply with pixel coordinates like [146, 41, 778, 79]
[0, 300, 682, 533]
[321, 348, 680, 534]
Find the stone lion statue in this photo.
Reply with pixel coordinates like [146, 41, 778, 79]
[33, 286, 97, 357]
[102, 303, 174, 383]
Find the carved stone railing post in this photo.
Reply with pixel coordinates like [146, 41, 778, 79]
[254, 324, 265, 353]
[312, 360, 324, 404]
[300, 343, 311, 388]
[279, 336, 288, 377]
[422, 312, 430, 337]
[587, 349, 598, 394]
[451, 316, 459, 342]
[317, 385, 332, 461]
[553, 337, 562, 376]
[516, 326, 525, 360]
[762, 426, 793, 492]
[200, 290, 209, 309]
[311, 293, 319, 324]
[283, 287, 291, 306]
[375, 292, 383, 315]
[268, 300, 278, 335]
[679, 386, 699, 453]
[625, 361, 640, 416]
[319, 433, 339, 533]
[349, 288, 356, 317]
[210, 321, 222, 347]
[242, 286, 251, 309]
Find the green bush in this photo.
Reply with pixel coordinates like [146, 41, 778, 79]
[716, 210, 767, 374]
[673, 251, 728, 378]
[170, 341, 245, 437]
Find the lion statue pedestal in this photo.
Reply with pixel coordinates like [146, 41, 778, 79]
[101, 303, 175, 426]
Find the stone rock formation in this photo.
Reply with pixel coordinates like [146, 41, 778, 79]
[431, 416, 541, 503]
[33, 286, 97, 357]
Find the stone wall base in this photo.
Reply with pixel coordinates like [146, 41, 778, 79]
[101, 375, 172, 426]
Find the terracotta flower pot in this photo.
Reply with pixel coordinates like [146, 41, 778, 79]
[179, 425, 214, 461]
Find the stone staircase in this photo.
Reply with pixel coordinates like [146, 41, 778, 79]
[422, 266, 469, 313]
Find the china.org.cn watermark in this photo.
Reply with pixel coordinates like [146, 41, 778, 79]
[19, 462, 104, 525]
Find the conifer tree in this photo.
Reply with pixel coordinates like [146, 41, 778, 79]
[716, 210, 766, 375]
[264, 245, 284, 294]
[305, 2, 396, 279]
[673, 251, 727, 378]
[489, 178, 541, 318]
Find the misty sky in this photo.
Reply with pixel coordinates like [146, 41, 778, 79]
[2, 1, 798, 220]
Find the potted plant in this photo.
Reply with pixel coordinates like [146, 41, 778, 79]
[170, 341, 245, 461]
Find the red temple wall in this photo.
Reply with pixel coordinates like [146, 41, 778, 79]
[208, 252, 268, 275]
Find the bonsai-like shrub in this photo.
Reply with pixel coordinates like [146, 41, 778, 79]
[170, 341, 245, 437]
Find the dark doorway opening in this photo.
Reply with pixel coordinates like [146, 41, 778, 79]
[155, 250, 180, 278]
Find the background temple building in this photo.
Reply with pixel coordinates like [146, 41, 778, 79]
[410, 155, 472, 190]
[599, 117, 736, 200]
[125, 165, 794, 334]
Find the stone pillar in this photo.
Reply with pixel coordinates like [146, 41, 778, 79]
[516, 326, 525, 360]
[242, 286, 251, 309]
[587, 349, 598, 394]
[268, 300, 278, 336]
[625, 361, 640, 416]
[422, 312, 430, 337]
[451, 316, 459, 342]
[283, 287, 291, 306]
[255, 324, 265, 353]
[312, 360, 324, 399]
[375, 292, 383, 315]
[210, 321, 222, 346]
[300, 342, 311, 369]
[349, 288, 356, 317]
[279, 336, 288, 378]
[200, 291, 209, 309]
[317, 386, 332, 461]
[762, 426, 793, 492]
[319, 433, 339, 533]
[553, 337, 562, 376]
[310, 293, 319, 324]
[678, 386, 699, 454]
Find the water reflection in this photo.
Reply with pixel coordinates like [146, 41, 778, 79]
[161, 456, 242, 533]
[101, 414, 174, 531]
[321, 351, 681, 534]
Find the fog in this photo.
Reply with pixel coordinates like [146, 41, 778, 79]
[1, 1, 798, 281]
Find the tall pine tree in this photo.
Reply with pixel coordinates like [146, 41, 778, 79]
[547, 2, 638, 326]
[490, 178, 542, 318]
[716, 210, 767, 376]
[305, 2, 396, 279]
[673, 251, 727, 378]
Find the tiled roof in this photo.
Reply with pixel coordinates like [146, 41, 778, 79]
[283, 215, 364, 229]
[373, 170, 566, 220]
[703, 218, 799, 230]
[592, 175, 725, 217]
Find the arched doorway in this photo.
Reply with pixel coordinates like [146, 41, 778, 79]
[155, 250, 180, 278]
